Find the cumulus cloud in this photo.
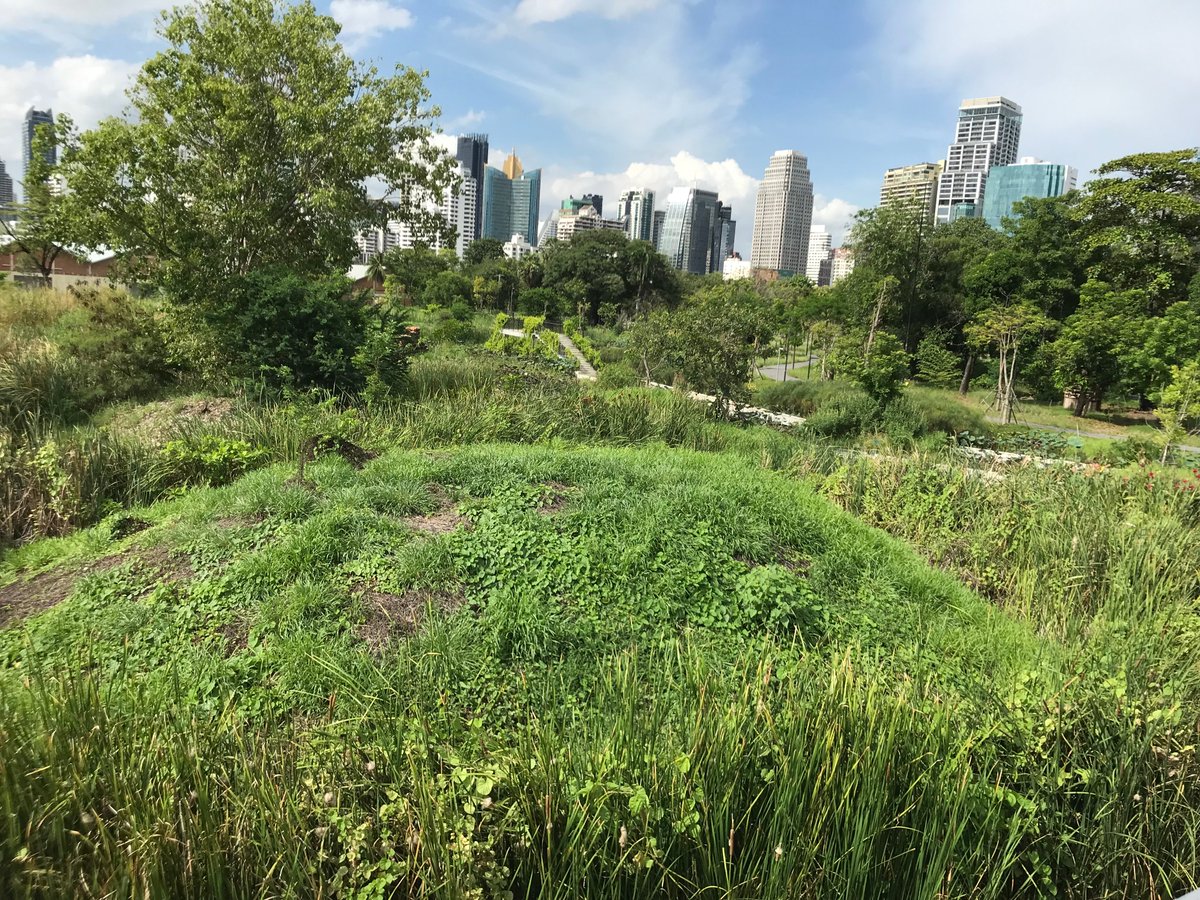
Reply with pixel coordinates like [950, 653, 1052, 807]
[514, 0, 667, 25]
[331, 0, 414, 50]
[547, 151, 859, 254]
[0, 56, 139, 186]
[873, 0, 1200, 178]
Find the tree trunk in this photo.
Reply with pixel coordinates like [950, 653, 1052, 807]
[959, 354, 974, 395]
[1073, 391, 1088, 417]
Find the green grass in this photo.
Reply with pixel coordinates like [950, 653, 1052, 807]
[1, 444, 1197, 897]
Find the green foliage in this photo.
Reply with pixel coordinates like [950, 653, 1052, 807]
[1157, 358, 1200, 461]
[541, 231, 679, 323]
[828, 329, 910, 402]
[58, 0, 454, 306]
[915, 327, 962, 387]
[160, 435, 269, 487]
[463, 238, 505, 269]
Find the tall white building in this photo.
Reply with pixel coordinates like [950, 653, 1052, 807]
[830, 247, 855, 284]
[805, 225, 832, 284]
[355, 166, 477, 261]
[616, 189, 656, 243]
[750, 150, 814, 277]
[880, 162, 944, 223]
[934, 97, 1022, 224]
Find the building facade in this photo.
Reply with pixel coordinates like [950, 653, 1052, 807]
[355, 165, 477, 262]
[482, 151, 541, 246]
[750, 150, 814, 277]
[659, 187, 721, 275]
[616, 189, 656, 243]
[723, 254, 752, 281]
[805, 225, 833, 284]
[0, 160, 13, 207]
[555, 202, 625, 242]
[23, 108, 56, 177]
[0, 239, 116, 290]
[830, 247, 855, 284]
[455, 133, 489, 244]
[713, 203, 737, 273]
[503, 233, 535, 260]
[981, 157, 1077, 229]
[880, 162, 944, 222]
[651, 210, 667, 250]
[934, 97, 1022, 224]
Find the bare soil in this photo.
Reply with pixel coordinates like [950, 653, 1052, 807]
[354, 586, 464, 653]
[0, 545, 193, 629]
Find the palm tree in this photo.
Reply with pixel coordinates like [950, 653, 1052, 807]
[365, 255, 388, 294]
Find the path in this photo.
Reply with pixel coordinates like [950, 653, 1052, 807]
[985, 416, 1200, 454]
[502, 328, 597, 381]
[758, 357, 818, 382]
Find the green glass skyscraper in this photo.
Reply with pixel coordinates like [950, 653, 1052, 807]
[981, 159, 1077, 229]
[482, 151, 541, 246]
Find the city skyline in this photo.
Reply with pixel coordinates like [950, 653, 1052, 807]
[4, 0, 1197, 255]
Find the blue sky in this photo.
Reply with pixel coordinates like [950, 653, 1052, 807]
[3, 0, 1198, 251]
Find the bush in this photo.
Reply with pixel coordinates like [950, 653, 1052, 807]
[915, 329, 962, 387]
[159, 435, 269, 487]
[201, 267, 381, 393]
[805, 394, 882, 438]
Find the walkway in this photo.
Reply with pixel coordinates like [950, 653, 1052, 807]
[758, 357, 818, 382]
[501, 328, 597, 381]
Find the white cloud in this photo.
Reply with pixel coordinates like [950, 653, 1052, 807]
[443, 109, 487, 132]
[453, 4, 758, 164]
[0, 56, 139, 186]
[2, 0, 162, 27]
[514, 0, 666, 24]
[331, 0, 414, 50]
[874, 0, 1200, 179]
[547, 151, 859, 255]
[812, 197, 859, 245]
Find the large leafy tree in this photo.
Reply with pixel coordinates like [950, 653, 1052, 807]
[1075, 149, 1200, 311]
[0, 126, 69, 285]
[58, 0, 454, 304]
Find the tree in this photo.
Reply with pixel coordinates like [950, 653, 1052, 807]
[965, 304, 1054, 424]
[463, 238, 505, 270]
[828, 329, 909, 402]
[379, 246, 452, 304]
[0, 125, 69, 286]
[58, 0, 453, 305]
[1075, 149, 1200, 311]
[1157, 359, 1200, 463]
[420, 270, 472, 308]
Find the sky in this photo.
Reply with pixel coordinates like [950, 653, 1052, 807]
[2, 0, 1198, 252]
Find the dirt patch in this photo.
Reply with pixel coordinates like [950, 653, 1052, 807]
[177, 397, 234, 424]
[119, 396, 235, 443]
[0, 571, 78, 629]
[0, 545, 194, 630]
[216, 618, 249, 656]
[354, 586, 464, 654]
[537, 482, 571, 516]
[407, 487, 468, 534]
[301, 435, 379, 471]
[110, 516, 152, 539]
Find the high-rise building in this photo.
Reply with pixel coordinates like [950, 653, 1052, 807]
[616, 189, 656, 242]
[934, 97, 1022, 224]
[555, 201, 625, 242]
[651, 210, 667, 250]
[880, 162, 943, 222]
[482, 151, 541, 246]
[23, 108, 56, 177]
[805, 225, 833, 284]
[981, 157, 1077, 229]
[750, 150, 814, 277]
[581, 193, 603, 217]
[354, 164, 477, 262]
[455, 133, 489, 244]
[0, 159, 13, 207]
[537, 209, 560, 247]
[659, 187, 721, 275]
[830, 247, 855, 284]
[713, 203, 736, 271]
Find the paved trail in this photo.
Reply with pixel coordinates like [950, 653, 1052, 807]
[502, 328, 597, 381]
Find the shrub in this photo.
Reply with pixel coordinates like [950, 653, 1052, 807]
[915, 328, 962, 387]
[159, 435, 269, 487]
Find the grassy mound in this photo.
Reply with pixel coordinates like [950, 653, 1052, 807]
[0, 445, 1194, 897]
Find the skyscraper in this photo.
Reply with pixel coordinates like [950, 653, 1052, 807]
[981, 158, 1077, 229]
[830, 247, 855, 284]
[713, 203, 736, 271]
[0, 159, 13, 207]
[23, 108, 56, 177]
[354, 164, 478, 262]
[651, 210, 666, 250]
[750, 150, 814, 277]
[616, 189, 656, 243]
[880, 162, 943, 222]
[659, 187, 721, 274]
[934, 97, 1022, 224]
[455, 134, 489, 244]
[805, 225, 832, 284]
[482, 151, 541, 246]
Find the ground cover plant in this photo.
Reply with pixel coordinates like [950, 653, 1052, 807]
[1, 442, 1197, 898]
